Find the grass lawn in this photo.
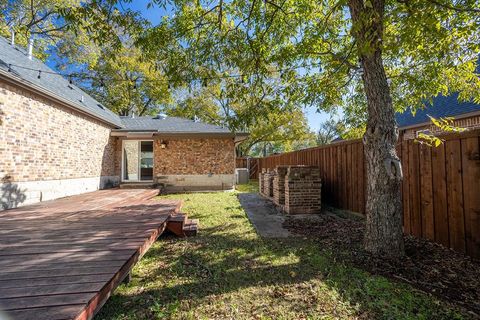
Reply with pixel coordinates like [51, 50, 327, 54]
[96, 185, 463, 320]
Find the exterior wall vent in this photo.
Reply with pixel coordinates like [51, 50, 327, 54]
[154, 113, 167, 120]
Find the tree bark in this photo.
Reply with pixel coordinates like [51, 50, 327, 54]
[348, 0, 405, 257]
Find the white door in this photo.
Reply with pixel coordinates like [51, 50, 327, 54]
[122, 140, 154, 182]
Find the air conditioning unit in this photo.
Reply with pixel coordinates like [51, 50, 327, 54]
[235, 168, 249, 184]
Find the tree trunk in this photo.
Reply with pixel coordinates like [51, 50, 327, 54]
[348, 0, 404, 257]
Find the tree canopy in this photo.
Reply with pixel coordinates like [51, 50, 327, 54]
[0, 0, 314, 151]
[138, 0, 478, 256]
[139, 0, 479, 115]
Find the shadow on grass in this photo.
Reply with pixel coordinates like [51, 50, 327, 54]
[97, 223, 460, 320]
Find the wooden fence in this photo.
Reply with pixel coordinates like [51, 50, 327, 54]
[258, 130, 480, 258]
[235, 157, 259, 179]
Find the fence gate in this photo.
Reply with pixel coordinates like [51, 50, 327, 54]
[236, 157, 259, 179]
[247, 158, 259, 179]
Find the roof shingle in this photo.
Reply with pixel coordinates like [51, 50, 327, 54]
[118, 116, 237, 134]
[0, 37, 122, 127]
[0, 37, 243, 136]
[396, 93, 480, 128]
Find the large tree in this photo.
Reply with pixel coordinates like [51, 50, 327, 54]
[1, 0, 172, 116]
[4, 0, 479, 256]
[316, 119, 343, 145]
[79, 43, 171, 116]
[144, 0, 480, 257]
[0, 0, 82, 60]
[163, 79, 313, 156]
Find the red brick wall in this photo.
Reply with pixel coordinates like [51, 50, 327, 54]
[259, 169, 267, 195]
[260, 166, 322, 214]
[261, 171, 275, 198]
[153, 138, 235, 176]
[0, 81, 117, 183]
[273, 166, 288, 205]
[284, 166, 322, 214]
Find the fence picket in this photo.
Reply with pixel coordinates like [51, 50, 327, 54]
[246, 130, 480, 258]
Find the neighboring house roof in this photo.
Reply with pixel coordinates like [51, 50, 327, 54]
[117, 116, 247, 136]
[0, 37, 122, 127]
[396, 57, 480, 129]
[396, 93, 480, 129]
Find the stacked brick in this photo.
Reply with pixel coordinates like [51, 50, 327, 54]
[284, 166, 322, 214]
[259, 169, 275, 198]
[259, 168, 267, 195]
[263, 171, 275, 198]
[272, 166, 288, 206]
[259, 165, 322, 214]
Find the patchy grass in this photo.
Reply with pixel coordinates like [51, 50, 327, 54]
[96, 187, 464, 320]
[235, 180, 259, 193]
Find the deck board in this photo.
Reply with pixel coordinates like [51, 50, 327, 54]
[6, 305, 86, 320]
[0, 189, 181, 320]
[0, 275, 115, 289]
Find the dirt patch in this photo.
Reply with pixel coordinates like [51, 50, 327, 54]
[283, 211, 480, 318]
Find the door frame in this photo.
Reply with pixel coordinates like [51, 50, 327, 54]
[121, 139, 154, 183]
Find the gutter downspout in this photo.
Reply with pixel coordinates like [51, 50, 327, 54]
[10, 28, 15, 46]
[27, 37, 34, 60]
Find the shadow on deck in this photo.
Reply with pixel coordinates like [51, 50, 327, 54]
[0, 189, 184, 320]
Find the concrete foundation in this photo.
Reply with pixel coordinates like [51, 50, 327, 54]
[155, 174, 235, 192]
[0, 176, 120, 210]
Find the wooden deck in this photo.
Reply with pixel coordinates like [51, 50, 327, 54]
[0, 189, 182, 320]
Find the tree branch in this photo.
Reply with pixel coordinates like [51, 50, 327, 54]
[422, 0, 480, 12]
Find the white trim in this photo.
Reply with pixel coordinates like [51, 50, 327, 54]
[121, 139, 154, 183]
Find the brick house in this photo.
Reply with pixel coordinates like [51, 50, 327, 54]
[397, 93, 480, 140]
[0, 37, 247, 209]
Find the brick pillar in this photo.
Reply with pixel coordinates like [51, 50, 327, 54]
[273, 166, 288, 206]
[264, 171, 275, 198]
[259, 168, 267, 195]
[284, 166, 322, 214]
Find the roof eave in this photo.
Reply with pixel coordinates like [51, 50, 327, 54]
[111, 130, 249, 139]
[111, 129, 158, 133]
[0, 69, 122, 128]
[234, 133, 249, 144]
[398, 109, 480, 130]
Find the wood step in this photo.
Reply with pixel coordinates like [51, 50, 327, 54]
[183, 219, 199, 237]
[168, 214, 188, 223]
[166, 214, 198, 237]
[139, 189, 161, 201]
[119, 183, 158, 190]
